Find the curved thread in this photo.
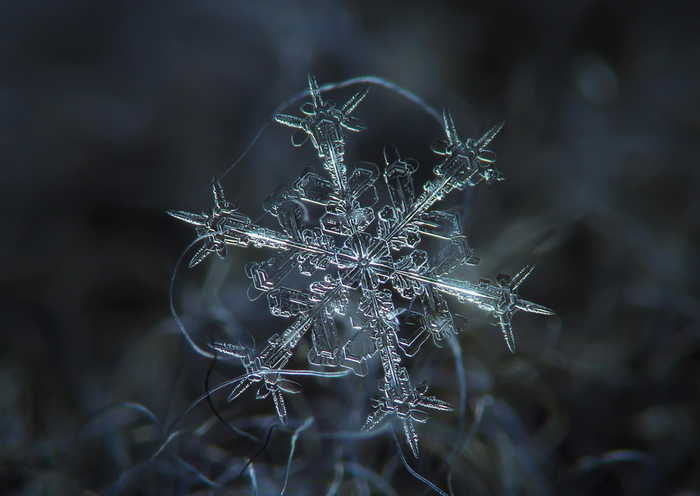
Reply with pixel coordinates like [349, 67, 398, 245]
[238, 424, 276, 485]
[280, 416, 315, 495]
[204, 352, 259, 442]
[169, 231, 220, 359]
[218, 75, 441, 181]
[392, 429, 448, 496]
[163, 367, 351, 440]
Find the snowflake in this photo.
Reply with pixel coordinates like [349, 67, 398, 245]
[168, 75, 554, 458]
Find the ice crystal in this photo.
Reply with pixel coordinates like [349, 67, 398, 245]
[168, 75, 554, 458]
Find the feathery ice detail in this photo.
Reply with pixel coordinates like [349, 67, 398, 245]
[168, 75, 554, 458]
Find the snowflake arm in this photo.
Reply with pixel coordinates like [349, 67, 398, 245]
[167, 179, 238, 267]
[357, 289, 453, 457]
[393, 265, 555, 353]
[377, 111, 505, 252]
[274, 74, 369, 204]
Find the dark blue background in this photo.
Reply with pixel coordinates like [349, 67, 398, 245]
[1, 1, 698, 494]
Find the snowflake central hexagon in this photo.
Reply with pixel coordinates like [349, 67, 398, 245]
[336, 232, 392, 289]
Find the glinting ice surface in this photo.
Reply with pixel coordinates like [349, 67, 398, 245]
[168, 75, 554, 458]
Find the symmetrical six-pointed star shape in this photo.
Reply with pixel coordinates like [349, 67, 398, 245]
[168, 75, 554, 457]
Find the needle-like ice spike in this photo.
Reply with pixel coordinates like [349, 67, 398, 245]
[307, 73, 323, 109]
[341, 87, 369, 115]
[476, 120, 505, 150]
[442, 109, 458, 145]
[166, 210, 207, 226]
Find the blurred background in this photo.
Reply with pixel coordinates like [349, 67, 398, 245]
[1, 0, 699, 494]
